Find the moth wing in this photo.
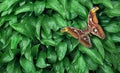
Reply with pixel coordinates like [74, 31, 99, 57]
[91, 25, 105, 39]
[89, 6, 99, 24]
[79, 35, 92, 48]
[88, 7, 105, 39]
[77, 30, 92, 48]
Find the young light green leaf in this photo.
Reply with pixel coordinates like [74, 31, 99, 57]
[55, 42, 67, 61]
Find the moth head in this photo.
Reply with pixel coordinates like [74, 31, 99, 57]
[91, 26, 105, 39]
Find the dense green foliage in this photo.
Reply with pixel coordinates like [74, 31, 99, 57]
[0, 0, 120, 73]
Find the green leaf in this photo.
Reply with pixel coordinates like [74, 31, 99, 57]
[112, 34, 120, 42]
[1, 6, 13, 16]
[34, 1, 45, 16]
[104, 1, 120, 17]
[14, 66, 22, 73]
[10, 17, 36, 39]
[31, 44, 39, 58]
[79, 45, 103, 65]
[0, 15, 17, 27]
[69, 0, 87, 19]
[71, 50, 80, 63]
[47, 17, 59, 31]
[0, 27, 12, 49]
[35, 16, 43, 40]
[24, 44, 32, 61]
[69, 55, 87, 73]
[92, 37, 105, 58]
[63, 57, 70, 72]
[53, 61, 64, 73]
[7, 61, 15, 73]
[0, 50, 15, 63]
[10, 32, 22, 49]
[36, 50, 50, 68]
[52, 32, 63, 45]
[101, 64, 114, 73]
[36, 69, 43, 73]
[41, 30, 52, 39]
[104, 35, 116, 53]
[41, 16, 52, 39]
[19, 37, 30, 55]
[0, 0, 18, 12]
[41, 39, 56, 46]
[58, 0, 70, 19]
[55, 42, 67, 61]
[92, 0, 113, 8]
[53, 14, 68, 28]
[20, 56, 36, 73]
[76, 55, 86, 73]
[47, 47, 57, 63]
[78, 0, 93, 9]
[104, 22, 120, 33]
[46, 0, 66, 18]
[67, 38, 79, 52]
[15, 3, 34, 15]
[84, 56, 98, 70]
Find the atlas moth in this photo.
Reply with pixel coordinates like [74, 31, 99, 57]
[61, 6, 105, 48]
